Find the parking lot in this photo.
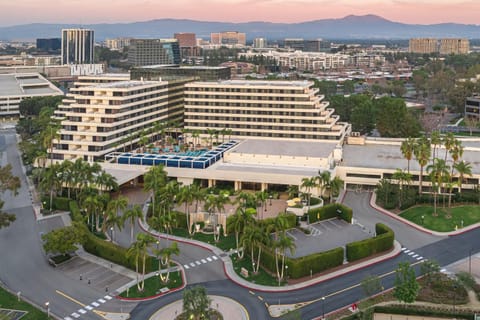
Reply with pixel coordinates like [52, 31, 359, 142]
[285, 218, 371, 258]
[0, 309, 27, 320]
[55, 256, 134, 293]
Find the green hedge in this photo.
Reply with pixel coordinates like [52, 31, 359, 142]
[258, 245, 344, 279]
[307, 203, 352, 224]
[346, 223, 394, 262]
[42, 196, 71, 211]
[373, 305, 473, 320]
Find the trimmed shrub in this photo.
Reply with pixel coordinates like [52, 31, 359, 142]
[346, 223, 394, 262]
[307, 203, 352, 224]
[259, 246, 344, 279]
[373, 305, 473, 320]
[42, 196, 71, 211]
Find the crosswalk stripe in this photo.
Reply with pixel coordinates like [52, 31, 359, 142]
[98, 298, 106, 303]
[408, 252, 415, 256]
[412, 254, 419, 258]
[71, 313, 80, 318]
[207, 257, 212, 262]
[212, 256, 218, 260]
[104, 295, 112, 300]
[91, 302, 100, 307]
[184, 264, 189, 269]
[190, 262, 195, 267]
[64, 317, 73, 320]
[401, 247, 406, 251]
[416, 256, 424, 260]
[195, 261, 201, 265]
[201, 259, 207, 263]
[85, 305, 93, 310]
[78, 309, 87, 314]
[404, 249, 410, 253]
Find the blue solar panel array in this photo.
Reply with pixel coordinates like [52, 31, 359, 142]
[113, 141, 238, 169]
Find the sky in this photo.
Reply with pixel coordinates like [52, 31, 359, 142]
[1, 0, 479, 27]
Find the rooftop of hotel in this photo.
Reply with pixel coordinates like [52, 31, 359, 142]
[229, 139, 338, 158]
[187, 79, 314, 87]
[0, 73, 63, 96]
[341, 138, 480, 174]
[90, 80, 165, 89]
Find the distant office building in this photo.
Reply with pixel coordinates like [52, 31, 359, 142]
[128, 39, 181, 66]
[131, 65, 231, 81]
[105, 38, 131, 51]
[409, 38, 469, 55]
[61, 29, 94, 65]
[465, 95, 480, 121]
[36, 38, 61, 53]
[409, 38, 438, 54]
[284, 38, 305, 51]
[253, 38, 267, 48]
[440, 38, 469, 55]
[210, 32, 246, 46]
[304, 39, 330, 52]
[174, 33, 200, 57]
[0, 73, 63, 120]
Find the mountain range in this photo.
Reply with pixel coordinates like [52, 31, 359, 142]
[1, 15, 479, 42]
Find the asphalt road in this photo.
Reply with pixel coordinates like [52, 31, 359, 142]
[0, 131, 136, 320]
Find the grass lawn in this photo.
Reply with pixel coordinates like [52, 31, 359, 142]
[400, 205, 480, 232]
[0, 286, 48, 320]
[171, 228, 236, 251]
[231, 254, 286, 287]
[118, 270, 183, 298]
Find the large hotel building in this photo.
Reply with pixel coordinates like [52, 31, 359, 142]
[184, 80, 350, 142]
[52, 76, 189, 162]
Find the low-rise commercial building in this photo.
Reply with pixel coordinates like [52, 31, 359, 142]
[0, 73, 63, 121]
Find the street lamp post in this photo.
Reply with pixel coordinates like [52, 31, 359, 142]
[110, 227, 114, 242]
[45, 301, 50, 318]
[321, 296, 325, 319]
[269, 195, 273, 206]
[421, 215, 425, 225]
[285, 265, 288, 282]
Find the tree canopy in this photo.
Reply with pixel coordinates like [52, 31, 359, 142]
[0, 164, 21, 229]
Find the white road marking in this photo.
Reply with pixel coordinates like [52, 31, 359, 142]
[184, 264, 190, 269]
[104, 295, 112, 300]
[417, 256, 424, 260]
[201, 259, 207, 264]
[98, 298, 106, 303]
[78, 309, 87, 314]
[408, 252, 415, 256]
[212, 256, 218, 260]
[412, 254, 419, 258]
[64, 317, 73, 320]
[85, 305, 93, 311]
[195, 261, 201, 265]
[401, 247, 407, 251]
[207, 257, 212, 262]
[190, 262, 196, 267]
[404, 249, 410, 253]
[91, 302, 100, 307]
[71, 313, 80, 318]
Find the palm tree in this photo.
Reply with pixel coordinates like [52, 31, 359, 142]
[123, 204, 144, 242]
[449, 139, 464, 175]
[300, 177, 316, 212]
[104, 195, 128, 233]
[453, 161, 472, 193]
[316, 170, 331, 199]
[39, 163, 62, 212]
[241, 224, 267, 274]
[190, 183, 205, 213]
[255, 190, 268, 218]
[427, 158, 449, 216]
[235, 190, 255, 210]
[177, 185, 194, 234]
[275, 232, 296, 285]
[95, 171, 118, 194]
[286, 185, 299, 199]
[400, 137, 416, 173]
[156, 241, 180, 283]
[392, 169, 412, 209]
[442, 132, 456, 162]
[227, 206, 256, 258]
[328, 176, 344, 203]
[127, 233, 155, 291]
[376, 178, 393, 206]
[144, 165, 167, 216]
[430, 130, 441, 161]
[414, 136, 431, 194]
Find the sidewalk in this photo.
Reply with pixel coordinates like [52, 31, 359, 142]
[149, 295, 249, 320]
[370, 193, 480, 236]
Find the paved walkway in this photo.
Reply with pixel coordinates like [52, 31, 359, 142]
[149, 295, 249, 320]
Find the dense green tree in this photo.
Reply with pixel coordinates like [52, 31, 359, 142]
[182, 286, 211, 320]
[18, 96, 63, 118]
[42, 222, 86, 256]
[393, 262, 420, 304]
[350, 95, 376, 135]
[375, 97, 420, 137]
[0, 165, 21, 229]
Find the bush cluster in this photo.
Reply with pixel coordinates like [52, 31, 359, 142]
[346, 223, 394, 262]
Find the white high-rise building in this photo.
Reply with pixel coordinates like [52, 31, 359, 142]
[61, 29, 94, 65]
